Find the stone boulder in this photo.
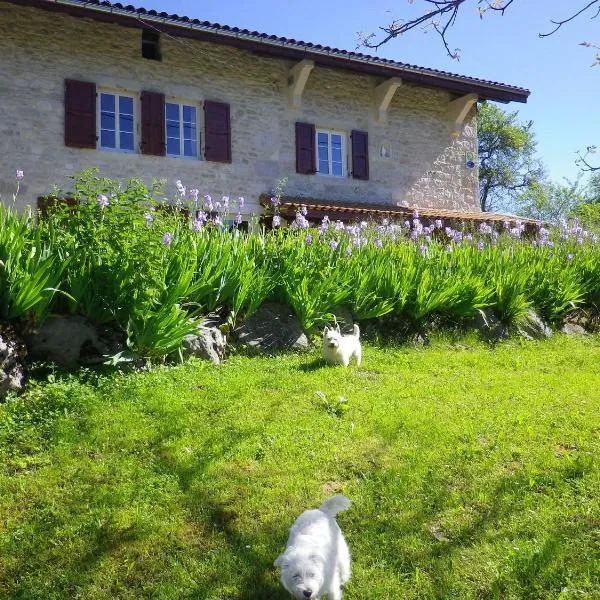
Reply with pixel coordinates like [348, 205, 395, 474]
[233, 302, 309, 352]
[26, 316, 125, 369]
[561, 321, 588, 336]
[470, 308, 509, 342]
[183, 324, 227, 364]
[561, 311, 592, 336]
[0, 327, 26, 399]
[516, 309, 552, 341]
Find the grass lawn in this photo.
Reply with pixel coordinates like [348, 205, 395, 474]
[0, 335, 599, 599]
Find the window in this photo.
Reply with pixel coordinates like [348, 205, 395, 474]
[99, 92, 135, 151]
[166, 102, 199, 158]
[142, 30, 161, 61]
[316, 130, 346, 177]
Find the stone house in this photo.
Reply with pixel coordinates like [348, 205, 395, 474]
[0, 0, 529, 223]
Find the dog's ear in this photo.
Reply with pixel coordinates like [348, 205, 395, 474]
[274, 555, 288, 569]
[323, 326, 329, 335]
[335, 322, 341, 332]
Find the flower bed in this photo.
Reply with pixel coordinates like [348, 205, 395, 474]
[1, 169, 599, 360]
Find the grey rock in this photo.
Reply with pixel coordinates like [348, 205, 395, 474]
[26, 316, 125, 369]
[561, 322, 588, 337]
[471, 308, 509, 342]
[233, 302, 309, 352]
[183, 325, 226, 364]
[0, 329, 26, 398]
[516, 309, 552, 341]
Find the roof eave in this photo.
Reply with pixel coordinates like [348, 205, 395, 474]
[11, 0, 530, 103]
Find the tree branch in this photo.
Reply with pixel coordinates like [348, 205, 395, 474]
[576, 146, 600, 171]
[539, 1, 600, 38]
[360, 1, 600, 59]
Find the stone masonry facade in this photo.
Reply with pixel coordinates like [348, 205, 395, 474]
[0, 2, 480, 216]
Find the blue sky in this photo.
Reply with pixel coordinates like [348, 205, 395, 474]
[141, 0, 599, 185]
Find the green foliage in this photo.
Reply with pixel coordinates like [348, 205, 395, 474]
[518, 176, 591, 223]
[4, 170, 600, 359]
[348, 244, 418, 320]
[478, 102, 545, 212]
[0, 204, 66, 324]
[273, 233, 351, 331]
[486, 249, 531, 325]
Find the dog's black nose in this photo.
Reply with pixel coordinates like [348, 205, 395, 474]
[303, 591, 312, 598]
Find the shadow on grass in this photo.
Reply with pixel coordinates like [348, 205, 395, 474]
[348, 455, 596, 599]
[299, 357, 329, 372]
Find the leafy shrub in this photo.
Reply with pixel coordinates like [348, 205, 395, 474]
[3, 169, 600, 360]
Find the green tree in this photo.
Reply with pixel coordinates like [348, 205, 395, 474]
[478, 102, 544, 212]
[587, 171, 600, 202]
[517, 177, 589, 223]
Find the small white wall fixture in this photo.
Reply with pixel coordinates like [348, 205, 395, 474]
[374, 77, 403, 123]
[288, 59, 315, 108]
[446, 93, 478, 136]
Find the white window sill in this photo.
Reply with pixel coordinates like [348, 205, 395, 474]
[166, 154, 201, 161]
[98, 146, 137, 154]
[316, 172, 346, 178]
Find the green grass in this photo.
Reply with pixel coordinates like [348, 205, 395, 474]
[1, 335, 599, 599]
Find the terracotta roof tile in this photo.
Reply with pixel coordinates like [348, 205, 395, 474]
[25, 0, 530, 103]
[259, 195, 540, 225]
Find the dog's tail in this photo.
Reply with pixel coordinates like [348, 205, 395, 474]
[353, 324, 360, 338]
[319, 495, 351, 516]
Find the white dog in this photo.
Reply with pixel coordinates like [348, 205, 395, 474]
[322, 323, 362, 368]
[274, 495, 352, 600]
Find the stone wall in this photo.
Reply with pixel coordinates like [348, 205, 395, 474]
[0, 2, 480, 216]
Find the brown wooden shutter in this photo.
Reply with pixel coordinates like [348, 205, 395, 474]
[204, 101, 231, 163]
[351, 130, 369, 180]
[64, 79, 96, 149]
[295, 122, 316, 175]
[140, 91, 165, 156]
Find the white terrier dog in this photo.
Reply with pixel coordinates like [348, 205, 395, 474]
[274, 495, 352, 600]
[322, 323, 361, 368]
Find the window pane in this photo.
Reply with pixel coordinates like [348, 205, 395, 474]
[183, 105, 196, 124]
[166, 120, 180, 139]
[332, 162, 343, 177]
[166, 103, 179, 121]
[119, 114, 133, 134]
[331, 134, 342, 148]
[101, 129, 116, 148]
[317, 132, 328, 145]
[331, 145, 342, 164]
[184, 139, 197, 157]
[183, 123, 196, 141]
[318, 159, 329, 174]
[120, 132, 134, 151]
[119, 96, 133, 115]
[318, 146, 329, 162]
[167, 137, 180, 155]
[101, 112, 115, 131]
[100, 93, 115, 112]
